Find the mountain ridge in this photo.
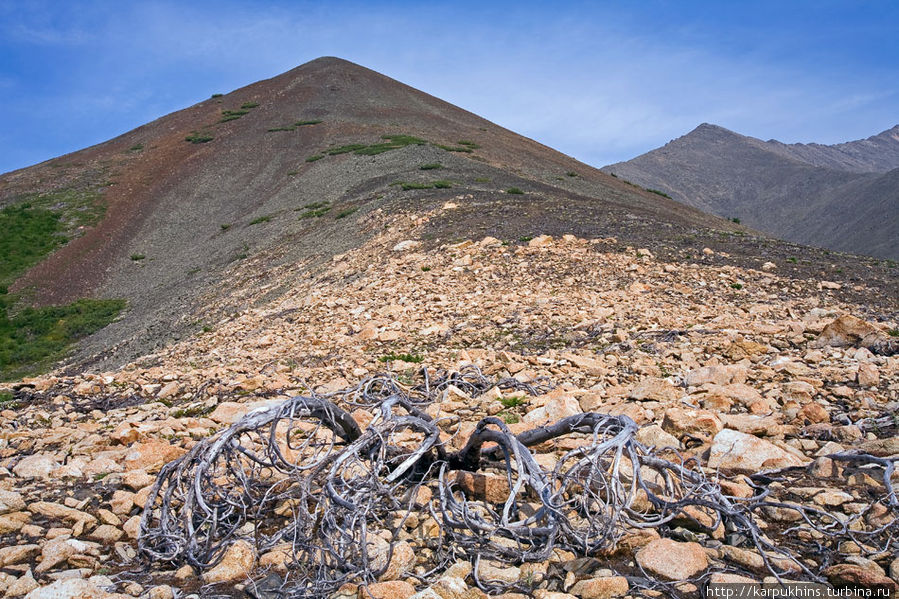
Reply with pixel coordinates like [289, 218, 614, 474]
[603, 122, 899, 259]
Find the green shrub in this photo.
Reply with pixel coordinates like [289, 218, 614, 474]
[432, 180, 452, 189]
[240, 102, 259, 109]
[731, 217, 741, 224]
[306, 154, 324, 162]
[506, 187, 524, 194]
[421, 266, 431, 272]
[335, 208, 358, 219]
[457, 140, 480, 149]
[295, 119, 322, 126]
[249, 215, 272, 225]
[211, 93, 223, 98]
[185, 132, 213, 143]
[419, 163, 442, 170]
[566, 171, 578, 177]
[130, 254, 145, 261]
[127, 143, 144, 153]
[220, 223, 231, 231]
[400, 182, 432, 190]
[888, 329, 899, 337]
[646, 188, 671, 199]
[474, 177, 490, 183]
[730, 283, 743, 290]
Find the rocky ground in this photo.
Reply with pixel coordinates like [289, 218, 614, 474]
[1, 201, 898, 598]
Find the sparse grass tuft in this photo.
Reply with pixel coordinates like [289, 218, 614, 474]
[421, 266, 431, 272]
[249, 215, 272, 225]
[211, 93, 223, 98]
[419, 163, 442, 170]
[130, 254, 145, 261]
[432, 180, 453, 189]
[306, 154, 324, 162]
[220, 109, 249, 122]
[506, 187, 524, 194]
[730, 283, 743, 290]
[220, 223, 231, 231]
[335, 208, 358, 219]
[498, 411, 520, 424]
[731, 217, 741, 224]
[888, 329, 899, 337]
[436, 144, 473, 153]
[298, 201, 331, 219]
[240, 102, 259, 109]
[566, 171, 578, 177]
[295, 119, 322, 126]
[127, 143, 144, 153]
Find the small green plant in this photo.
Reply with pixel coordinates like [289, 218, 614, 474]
[335, 208, 358, 219]
[888, 329, 899, 337]
[0, 390, 14, 405]
[379, 352, 424, 363]
[202, 325, 213, 333]
[519, 236, 533, 242]
[474, 177, 490, 183]
[233, 243, 249, 261]
[420, 163, 442, 170]
[287, 170, 299, 176]
[421, 266, 431, 272]
[730, 282, 743, 290]
[506, 187, 524, 194]
[306, 154, 325, 162]
[127, 143, 144, 153]
[185, 131, 214, 144]
[566, 171, 578, 177]
[500, 395, 526, 408]
[498, 411, 520, 424]
[432, 180, 453, 189]
[220, 223, 231, 230]
[731, 217, 741, 224]
[295, 119, 322, 126]
[646, 188, 671, 198]
[457, 140, 480, 149]
[787, 257, 798, 263]
[240, 101, 259, 109]
[130, 253, 145, 261]
[211, 93, 223, 98]
[249, 215, 272, 225]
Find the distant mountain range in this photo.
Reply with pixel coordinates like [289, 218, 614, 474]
[603, 123, 899, 259]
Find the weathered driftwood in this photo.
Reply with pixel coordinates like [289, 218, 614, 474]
[138, 367, 899, 597]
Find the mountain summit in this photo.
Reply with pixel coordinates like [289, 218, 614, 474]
[603, 123, 899, 259]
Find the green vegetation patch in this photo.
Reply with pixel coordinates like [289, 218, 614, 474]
[419, 163, 442, 170]
[646, 188, 671, 199]
[130, 254, 145, 261]
[500, 395, 526, 408]
[186, 131, 214, 144]
[295, 120, 322, 126]
[0, 188, 124, 381]
[241, 102, 259, 109]
[506, 187, 524, 194]
[306, 154, 325, 163]
[220, 109, 250, 123]
[127, 143, 144, 153]
[298, 201, 331, 219]
[248, 215, 272, 225]
[0, 296, 125, 381]
[335, 208, 358, 219]
[0, 204, 66, 286]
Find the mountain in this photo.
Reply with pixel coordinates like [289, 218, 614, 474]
[0, 58, 895, 379]
[602, 123, 899, 259]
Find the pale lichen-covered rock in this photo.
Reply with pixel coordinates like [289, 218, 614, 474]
[708, 429, 809, 473]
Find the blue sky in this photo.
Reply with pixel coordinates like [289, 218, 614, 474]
[1, 1, 897, 174]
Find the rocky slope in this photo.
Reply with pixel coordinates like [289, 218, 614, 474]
[1, 202, 897, 598]
[603, 124, 899, 259]
[0, 57, 741, 377]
